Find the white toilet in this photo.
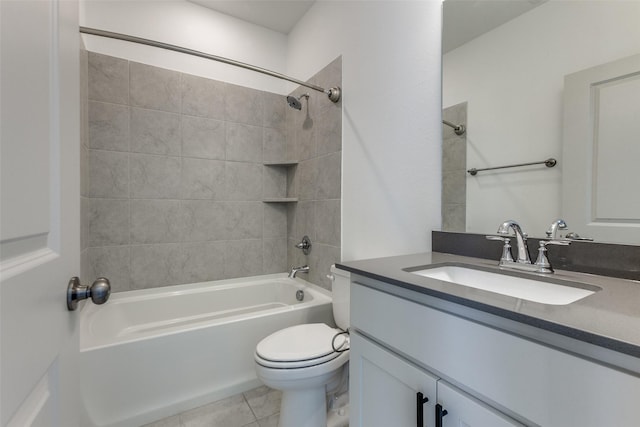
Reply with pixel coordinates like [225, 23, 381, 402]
[254, 266, 350, 427]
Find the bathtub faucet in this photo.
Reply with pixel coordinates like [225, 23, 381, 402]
[288, 265, 310, 279]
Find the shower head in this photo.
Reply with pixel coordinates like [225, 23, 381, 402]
[286, 93, 310, 110]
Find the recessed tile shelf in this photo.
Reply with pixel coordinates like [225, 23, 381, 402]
[264, 161, 299, 167]
[262, 198, 299, 203]
[263, 162, 299, 203]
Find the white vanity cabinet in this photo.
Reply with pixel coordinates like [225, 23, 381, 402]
[350, 332, 438, 427]
[349, 281, 640, 426]
[350, 332, 523, 427]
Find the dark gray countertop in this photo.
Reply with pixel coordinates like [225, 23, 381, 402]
[337, 252, 640, 364]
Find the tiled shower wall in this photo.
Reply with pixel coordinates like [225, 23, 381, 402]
[80, 52, 341, 292]
[286, 57, 342, 290]
[442, 102, 467, 232]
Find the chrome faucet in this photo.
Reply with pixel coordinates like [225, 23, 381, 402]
[488, 219, 571, 274]
[497, 220, 531, 264]
[288, 265, 309, 279]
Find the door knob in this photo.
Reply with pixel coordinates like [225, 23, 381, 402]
[67, 277, 111, 311]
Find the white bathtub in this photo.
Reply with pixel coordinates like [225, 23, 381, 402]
[79, 274, 334, 427]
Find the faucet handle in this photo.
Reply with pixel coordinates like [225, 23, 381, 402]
[534, 239, 571, 273]
[546, 219, 568, 239]
[485, 235, 514, 263]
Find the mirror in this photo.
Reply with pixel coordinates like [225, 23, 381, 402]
[441, 0, 640, 244]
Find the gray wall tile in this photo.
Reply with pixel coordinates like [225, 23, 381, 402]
[81, 197, 89, 250]
[294, 201, 315, 241]
[442, 102, 467, 232]
[182, 73, 226, 120]
[263, 92, 285, 130]
[88, 52, 128, 104]
[182, 115, 226, 160]
[263, 128, 286, 163]
[89, 198, 129, 246]
[130, 154, 181, 199]
[181, 241, 225, 283]
[130, 200, 183, 244]
[442, 170, 466, 205]
[181, 201, 227, 242]
[296, 122, 316, 161]
[89, 101, 129, 151]
[287, 236, 305, 271]
[86, 52, 341, 292]
[130, 62, 181, 113]
[263, 204, 287, 238]
[263, 238, 287, 274]
[263, 166, 286, 199]
[225, 84, 263, 126]
[308, 243, 340, 291]
[442, 203, 466, 232]
[316, 152, 341, 199]
[226, 122, 263, 163]
[315, 199, 340, 246]
[181, 158, 225, 200]
[81, 145, 89, 197]
[224, 240, 263, 279]
[225, 202, 263, 240]
[285, 58, 343, 289]
[225, 162, 263, 201]
[88, 150, 129, 198]
[316, 105, 341, 156]
[130, 244, 183, 289]
[130, 107, 181, 156]
[296, 159, 317, 201]
[88, 246, 131, 292]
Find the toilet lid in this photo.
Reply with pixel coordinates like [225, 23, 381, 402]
[256, 323, 347, 363]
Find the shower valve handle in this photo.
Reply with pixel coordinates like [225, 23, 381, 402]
[295, 235, 312, 255]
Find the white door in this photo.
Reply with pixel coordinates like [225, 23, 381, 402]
[1, 0, 81, 426]
[562, 54, 640, 244]
[349, 332, 438, 427]
[437, 381, 524, 427]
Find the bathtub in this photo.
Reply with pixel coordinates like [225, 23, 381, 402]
[79, 274, 334, 427]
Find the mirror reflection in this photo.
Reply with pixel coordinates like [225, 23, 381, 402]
[441, 0, 640, 244]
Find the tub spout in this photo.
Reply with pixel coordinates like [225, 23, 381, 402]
[288, 265, 309, 279]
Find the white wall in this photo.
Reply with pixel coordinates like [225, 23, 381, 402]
[443, 0, 640, 237]
[80, 0, 288, 93]
[287, 1, 444, 261]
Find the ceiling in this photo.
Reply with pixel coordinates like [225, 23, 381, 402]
[188, 0, 315, 34]
[443, 0, 547, 53]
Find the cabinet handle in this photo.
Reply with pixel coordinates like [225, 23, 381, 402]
[416, 392, 429, 427]
[435, 404, 448, 427]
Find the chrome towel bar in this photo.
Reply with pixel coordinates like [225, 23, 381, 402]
[468, 158, 557, 176]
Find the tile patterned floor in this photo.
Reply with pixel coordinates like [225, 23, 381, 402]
[141, 386, 281, 427]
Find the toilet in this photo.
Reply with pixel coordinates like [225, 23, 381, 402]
[254, 266, 350, 427]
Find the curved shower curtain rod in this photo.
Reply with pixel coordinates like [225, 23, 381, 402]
[79, 26, 341, 103]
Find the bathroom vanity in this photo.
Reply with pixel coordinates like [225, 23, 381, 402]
[338, 252, 640, 427]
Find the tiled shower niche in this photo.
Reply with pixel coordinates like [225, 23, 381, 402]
[81, 52, 342, 292]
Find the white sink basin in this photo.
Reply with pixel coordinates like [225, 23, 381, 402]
[410, 266, 596, 305]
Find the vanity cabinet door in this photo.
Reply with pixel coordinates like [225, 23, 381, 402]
[437, 381, 524, 427]
[350, 332, 438, 427]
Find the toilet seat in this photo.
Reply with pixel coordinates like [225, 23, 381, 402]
[255, 323, 348, 369]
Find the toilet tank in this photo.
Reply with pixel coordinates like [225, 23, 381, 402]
[330, 265, 350, 330]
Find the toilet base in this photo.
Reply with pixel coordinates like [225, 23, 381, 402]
[278, 387, 328, 427]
